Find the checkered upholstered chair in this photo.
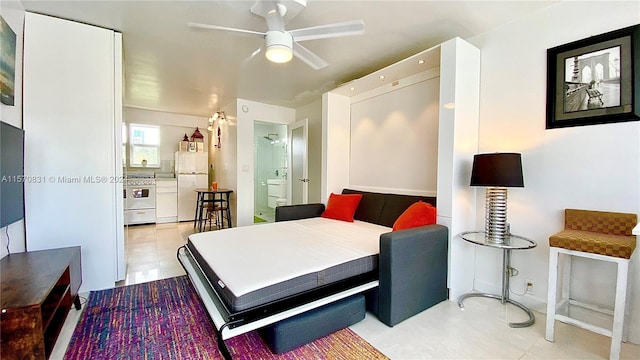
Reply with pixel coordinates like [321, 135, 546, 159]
[545, 209, 637, 360]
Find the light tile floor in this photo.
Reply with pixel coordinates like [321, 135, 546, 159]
[120, 222, 190, 285]
[350, 299, 640, 359]
[51, 222, 640, 359]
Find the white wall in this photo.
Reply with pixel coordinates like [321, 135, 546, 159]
[0, 0, 25, 259]
[124, 107, 208, 129]
[322, 92, 351, 200]
[350, 77, 439, 196]
[210, 101, 238, 224]
[468, 0, 640, 342]
[123, 107, 208, 172]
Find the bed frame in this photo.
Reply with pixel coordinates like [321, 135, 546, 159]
[177, 188, 449, 359]
[177, 245, 378, 359]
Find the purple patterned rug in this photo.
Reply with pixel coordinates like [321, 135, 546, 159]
[64, 276, 388, 359]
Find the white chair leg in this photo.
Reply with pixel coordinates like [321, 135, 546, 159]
[546, 247, 559, 342]
[610, 259, 629, 360]
[561, 252, 571, 301]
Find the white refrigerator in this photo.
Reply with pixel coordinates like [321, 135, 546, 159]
[175, 151, 209, 221]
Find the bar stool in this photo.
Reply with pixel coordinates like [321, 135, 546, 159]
[546, 209, 637, 360]
[213, 198, 231, 229]
[202, 202, 219, 231]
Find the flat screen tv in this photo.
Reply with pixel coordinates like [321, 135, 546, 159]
[1, 121, 25, 227]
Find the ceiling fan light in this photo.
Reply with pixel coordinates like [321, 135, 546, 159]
[265, 31, 293, 64]
[266, 45, 293, 63]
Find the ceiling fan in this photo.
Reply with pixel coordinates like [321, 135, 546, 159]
[188, 0, 364, 70]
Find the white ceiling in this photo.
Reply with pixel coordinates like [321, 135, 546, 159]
[21, 0, 558, 117]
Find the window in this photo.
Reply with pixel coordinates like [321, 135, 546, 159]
[129, 124, 160, 167]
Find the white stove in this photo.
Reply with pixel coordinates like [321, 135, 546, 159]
[125, 174, 156, 186]
[124, 172, 156, 225]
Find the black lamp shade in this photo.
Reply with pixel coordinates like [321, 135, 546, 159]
[470, 153, 524, 187]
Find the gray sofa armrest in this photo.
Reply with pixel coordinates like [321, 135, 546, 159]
[275, 203, 325, 222]
[376, 224, 449, 327]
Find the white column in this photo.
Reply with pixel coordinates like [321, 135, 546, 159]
[23, 13, 122, 291]
[437, 37, 481, 300]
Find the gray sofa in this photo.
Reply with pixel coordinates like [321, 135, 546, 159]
[275, 188, 449, 327]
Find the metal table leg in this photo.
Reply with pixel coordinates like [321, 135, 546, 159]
[194, 192, 202, 228]
[457, 248, 535, 328]
[225, 192, 232, 228]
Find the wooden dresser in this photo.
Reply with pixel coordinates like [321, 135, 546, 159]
[1, 247, 82, 360]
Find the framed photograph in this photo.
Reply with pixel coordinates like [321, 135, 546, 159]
[546, 25, 640, 129]
[188, 141, 197, 152]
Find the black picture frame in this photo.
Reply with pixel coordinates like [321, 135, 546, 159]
[546, 24, 640, 129]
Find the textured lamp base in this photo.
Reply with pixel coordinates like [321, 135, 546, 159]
[485, 187, 508, 243]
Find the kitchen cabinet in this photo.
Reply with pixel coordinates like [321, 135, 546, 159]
[156, 179, 178, 223]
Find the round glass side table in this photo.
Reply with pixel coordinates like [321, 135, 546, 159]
[458, 231, 537, 328]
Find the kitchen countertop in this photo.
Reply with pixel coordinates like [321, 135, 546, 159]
[155, 173, 176, 179]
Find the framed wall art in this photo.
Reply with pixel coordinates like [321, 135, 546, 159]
[546, 24, 639, 129]
[0, 15, 17, 106]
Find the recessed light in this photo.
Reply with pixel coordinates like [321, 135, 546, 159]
[350, 87, 355, 91]
[379, 75, 385, 80]
[418, 59, 425, 64]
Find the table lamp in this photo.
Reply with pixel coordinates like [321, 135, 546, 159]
[470, 153, 524, 243]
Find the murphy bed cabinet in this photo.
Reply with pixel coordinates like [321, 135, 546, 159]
[0, 247, 82, 359]
[323, 37, 480, 300]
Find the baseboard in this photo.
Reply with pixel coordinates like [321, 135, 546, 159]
[472, 278, 546, 313]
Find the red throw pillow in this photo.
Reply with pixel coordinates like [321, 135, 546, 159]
[321, 193, 363, 222]
[393, 201, 437, 231]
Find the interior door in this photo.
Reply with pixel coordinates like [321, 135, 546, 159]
[288, 119, 308, 205]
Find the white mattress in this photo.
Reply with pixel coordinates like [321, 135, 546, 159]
[188, 217, 390, 298]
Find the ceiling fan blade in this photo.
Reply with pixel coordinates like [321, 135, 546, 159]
[289, 20, 364, 42]
[240, 47, 263, 68]
[188, 22, 265, 38]
[293, 42, 328, 70]
[251, 1, 285, 31]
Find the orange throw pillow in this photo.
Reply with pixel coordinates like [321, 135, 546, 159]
[393, 201, 437, 231]
[321, 193, 363, 222]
